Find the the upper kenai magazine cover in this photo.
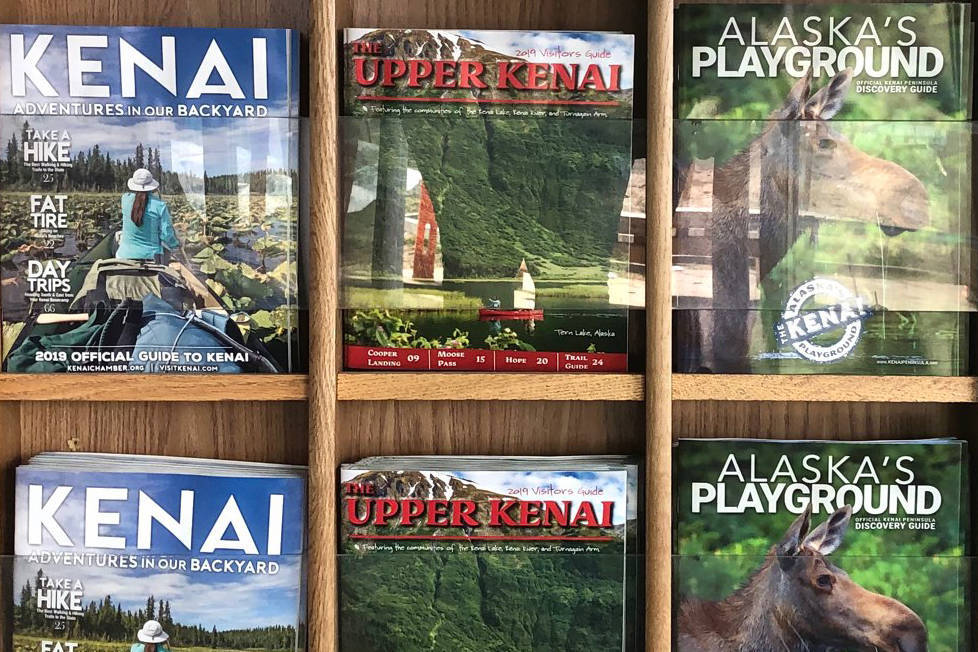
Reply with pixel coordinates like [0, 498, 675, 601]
[0, 26, 301, 373]
[340, 30, 639, 373]
[676, 4, 972, 120]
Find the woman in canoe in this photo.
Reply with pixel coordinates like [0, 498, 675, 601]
[118, 168, 181, 262]
[130, 620, 172, 652]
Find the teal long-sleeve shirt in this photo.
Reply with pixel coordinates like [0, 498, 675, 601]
[118, 192, 180, 259]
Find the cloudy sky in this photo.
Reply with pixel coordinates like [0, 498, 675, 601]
[0, 114, 296, 179]
[14, 555, 303, 631]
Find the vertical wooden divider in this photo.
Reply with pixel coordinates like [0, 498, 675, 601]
[647, 0, 674, 649]
[307, 0, 340, 648]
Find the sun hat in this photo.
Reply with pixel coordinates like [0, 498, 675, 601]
[128, 168, 160, 192]
[137, 620, 169, 643]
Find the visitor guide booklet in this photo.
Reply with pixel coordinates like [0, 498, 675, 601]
[13, 453, 307, 651]
[339, 456, 641, 650]
[676, 3, 973, 121]
[672, 4, 974, 375]
[340, 29, 639, 372]
[0, 25, 301, 373]
[673, 438, 970, 651]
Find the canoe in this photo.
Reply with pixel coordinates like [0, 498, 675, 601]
[478, 308, 544, 321]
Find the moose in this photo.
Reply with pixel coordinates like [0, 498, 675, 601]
[676, 68, 931, 372]
[677, 505, 927, 652]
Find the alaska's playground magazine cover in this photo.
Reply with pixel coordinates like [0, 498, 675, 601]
[340, 29, 641, 373]
[673, 438, 970, 651]
[0, 25, 301, 373]
[672, 4, 974, 375]
[12, 453, 307, 652]
[339, 456, 641, 651]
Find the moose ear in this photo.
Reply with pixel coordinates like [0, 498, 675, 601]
[804, 68, 853, 120]
[777, 70, 812, 119]
[802, 505, 852, 555]
[776, 506, 812, 567]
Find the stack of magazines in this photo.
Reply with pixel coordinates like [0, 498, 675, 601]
[13, 453, 307, 651]
[339, 455, 642, 651]
[339, 29, 641, 373]
[672, 4, 974, 375]
[673, 438, 970, 651]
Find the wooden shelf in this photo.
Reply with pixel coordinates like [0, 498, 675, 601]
[673, 374, 978, 403]
[3, 372, 970, 404]
[0, 374, 308, 402]
[338, 372, 644, 401]
[338, 373, 978, 403]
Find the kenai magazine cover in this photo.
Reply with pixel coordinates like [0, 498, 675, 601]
[13, 465, 307, 651]
[0, 25, 301, 373]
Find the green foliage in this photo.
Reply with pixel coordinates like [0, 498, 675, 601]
[347, 115, 630, 282]
[345, 309, 471, 351]
[14, 573, 297, 650]
[340, 552, 625, 652]
[0, 120, 300, 366]
[484, 328, 536, 352]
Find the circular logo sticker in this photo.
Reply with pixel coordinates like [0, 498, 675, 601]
[775, 278, 873, 364]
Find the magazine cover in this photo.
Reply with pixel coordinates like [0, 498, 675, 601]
[676, 3, 973, 121]
[672, 5, 974, 375]
[0, 25, 301, 373]
[340, 29, 638, 372]
[13, 455, 307, 652]
[339, 459, 636, 650]
[673, 438, 970, 651]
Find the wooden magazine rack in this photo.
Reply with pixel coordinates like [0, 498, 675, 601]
[0, 0, 974, 650]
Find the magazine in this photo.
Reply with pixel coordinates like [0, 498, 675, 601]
[13, 453, 307, 652]
[339, 456, 641, 650]
[340, 29, 639, 372]
[676, 3, 973, 121]
[672, 5, 974, 375]
[673, 438, 970, 651]
[0, 25, 301, 373]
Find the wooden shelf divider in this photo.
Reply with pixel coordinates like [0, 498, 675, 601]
[646, 0, 673, 647]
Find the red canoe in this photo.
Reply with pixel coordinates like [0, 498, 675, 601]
[478, 308, 544, 321]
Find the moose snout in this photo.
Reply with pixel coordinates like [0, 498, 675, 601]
[892, 612, 927, 652]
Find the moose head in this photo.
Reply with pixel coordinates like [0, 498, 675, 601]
[758, 68, 929, 235]
[771, 505, 927, 651]
[678, 505, 928, 652]
[683, 68, 932, 373]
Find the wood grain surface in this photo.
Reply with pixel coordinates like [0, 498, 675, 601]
[647, 0, 674, 647]
[307, 0, 339, 648]
[337, 399, 645, 462]
[338, 373, 645, 401]
[673, 400, 972, 439]
[1, 2, 971, 652]
[674, 374, 978, 403]
[0, 375, 308, 401]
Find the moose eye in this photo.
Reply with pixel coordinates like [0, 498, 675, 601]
[818, 138, 836, 151]
[816, 574, 833, 589]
